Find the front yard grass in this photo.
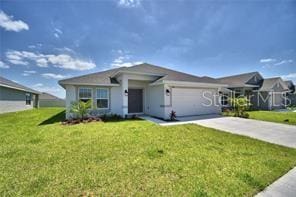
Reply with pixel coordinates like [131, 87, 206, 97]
[0, 108, 296, 196]
[248, 111, 296, 125]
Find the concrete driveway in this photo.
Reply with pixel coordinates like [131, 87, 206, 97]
[159, 116, 296, 148]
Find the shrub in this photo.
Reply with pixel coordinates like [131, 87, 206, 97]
[230, 97, 250, 118]
[70, 100, 92, 119]
[169, 110, 177, 121]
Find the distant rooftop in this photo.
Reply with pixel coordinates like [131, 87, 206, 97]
[0, 76, 40, 94]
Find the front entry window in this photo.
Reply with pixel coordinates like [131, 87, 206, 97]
[96, 88, 109, 109]
[79, 88, 92, 103]
[25, 93, 31, 105]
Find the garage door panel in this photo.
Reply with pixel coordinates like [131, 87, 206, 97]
[172, 88, 219, 116]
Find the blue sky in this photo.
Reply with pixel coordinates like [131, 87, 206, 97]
[0, 0, 295, 98]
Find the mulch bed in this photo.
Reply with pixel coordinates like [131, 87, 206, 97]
[61, 117, 102, 125]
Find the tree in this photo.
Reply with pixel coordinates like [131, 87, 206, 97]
[70, 100, 92, 119]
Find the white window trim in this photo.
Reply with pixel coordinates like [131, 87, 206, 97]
[78, 87, 93, 104]
[96, 88, 109, 109]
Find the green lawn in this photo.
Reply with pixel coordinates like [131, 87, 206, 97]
[248, 111, 296, 125]
[1, 108, 296, 196]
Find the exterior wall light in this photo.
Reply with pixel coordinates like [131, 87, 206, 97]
[166, 89, 170, 96]
[124, 89, 128, 96]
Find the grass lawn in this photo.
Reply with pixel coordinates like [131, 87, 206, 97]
[247, 111, 296, 125]
[1, 108, 296, 196]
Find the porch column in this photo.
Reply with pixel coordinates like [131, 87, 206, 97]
[122, 75, 128, 117]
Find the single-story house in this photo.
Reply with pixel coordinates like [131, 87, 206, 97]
[218, 72, 290, 110]
[39, 92, 65, 107]
[59, 63, 225, 119]
[0, 76, 40, 114]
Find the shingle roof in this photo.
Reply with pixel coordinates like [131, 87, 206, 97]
[259, 77, 289, 91]
[0, 76, 40, 94]
[217, 72, 260, 87]
[59, 63, 221, 86]
[59, 67, 122, 86]
[39, 92, 64, 100]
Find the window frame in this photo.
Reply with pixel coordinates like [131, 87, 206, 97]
[25, 93, 31, 105]
[96, 88, 109, 109]
[78, 87, 93, 105]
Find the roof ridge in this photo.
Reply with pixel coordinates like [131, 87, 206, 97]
[217, 71, 259, 79]
[129, 63, 214, 80]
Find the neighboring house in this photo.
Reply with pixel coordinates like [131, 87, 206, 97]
[39, 92, 65, 107]
[59, 63, 224, 120]
[218, 72, 290, 110]
[0, 76, 40, 114]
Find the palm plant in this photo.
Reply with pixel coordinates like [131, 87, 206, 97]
[70, 100, 92, 119]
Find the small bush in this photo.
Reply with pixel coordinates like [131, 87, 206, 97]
[169, 110, 177, 121]
[241, 112, 250, 119]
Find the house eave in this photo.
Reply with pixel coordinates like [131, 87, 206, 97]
[59, 82, 120, 89]
[0, 84, 40, 94]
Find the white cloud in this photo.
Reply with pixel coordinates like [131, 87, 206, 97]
[32, 83, 43, 87]
[55, 47, 75, 54]
[6, 50, 96, 70]
[36, 58, 48, 67]
[54, 33, 59, 38]
[259, 58, 277, 63]
[113, 61, 143, 67]
[110, 50, 142, 68]
[118, 0, 141, 8]
[41, 73, 70, 79]
[22, 70, 37, 76]
[0, 11, 29, 32]
[54, 28, 63, 34]
[53, 28, 63, 39]
[260, 58, 293, 68]
[274, 59, 293, 66]
[282, 73, 296, 80]
[28, 43, 42, 49]
[0, 60, 9, 68]
[47, 54, 96, 70]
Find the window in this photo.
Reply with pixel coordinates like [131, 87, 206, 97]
[234, 89, 242, 98]
[25, 93, 31, 105]
[79, 88, 92, 103]
[221, 94, 229, 106]
[96, 88, 109, 109]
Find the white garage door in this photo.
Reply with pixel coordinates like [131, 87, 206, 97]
[172, 88, 220, 116]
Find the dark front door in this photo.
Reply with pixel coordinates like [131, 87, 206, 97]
[128, 89, 143, 113]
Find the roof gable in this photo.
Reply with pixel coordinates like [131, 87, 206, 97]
[217, 72, 262, 87]
[259, 77, 289, 92]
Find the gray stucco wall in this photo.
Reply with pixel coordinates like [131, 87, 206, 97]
[0, 86, 34, 114]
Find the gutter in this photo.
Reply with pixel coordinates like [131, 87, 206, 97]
[58, 82, 120, 89]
